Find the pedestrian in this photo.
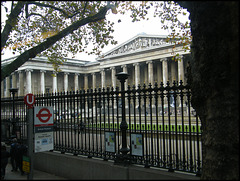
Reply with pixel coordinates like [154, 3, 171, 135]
[1, 144, 10, 180]
[10, 138, 18, 171]
[15, 140, 27, 175]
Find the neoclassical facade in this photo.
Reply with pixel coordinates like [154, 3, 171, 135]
[1, 34, 190, 98]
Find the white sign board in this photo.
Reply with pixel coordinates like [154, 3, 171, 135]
[34, 132, 54, 153]
[34, 106, 53, 127]
[131, 133, 143, 156]
[34, 106, 54, 132]
[105, 132, 116, 153]
[34, 106, 54, 152]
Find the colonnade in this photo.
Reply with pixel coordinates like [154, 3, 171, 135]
[1, 56, 186, 98]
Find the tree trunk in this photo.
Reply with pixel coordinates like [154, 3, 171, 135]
[182, 2, 239, 179]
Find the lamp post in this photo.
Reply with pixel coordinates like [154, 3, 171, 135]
[115, 72, 130, 165]
[9, 88, 18, 137]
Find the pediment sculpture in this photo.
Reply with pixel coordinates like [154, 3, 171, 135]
[103, 35, 169, 57]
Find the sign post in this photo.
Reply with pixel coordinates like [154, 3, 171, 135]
[24, 93, 35, 180]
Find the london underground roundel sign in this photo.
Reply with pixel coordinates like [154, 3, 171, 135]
[24, 93, 35, 109]
[34, 106, 53, 127]
[36, 108, 52, 123]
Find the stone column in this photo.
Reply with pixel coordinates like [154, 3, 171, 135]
[18, 71, 24, 96]
[25, 69, 33, 93]
[110, 67, 116, 90]
[161, 58, 168, 87]
[147, 61, 154, 86]
[178, 55, 186, 107]
[178, 55, 184, 84]
[11, 72, 17, 89]
[84, 74, 89, 109]
[157, 63, 163, 107]
[40, 70, 46, 94]
[134, 63, 142, 108]
[64, 72, 69, 92]
[101, 69, 105, 89]
[84, 74, 88, 90]
[52, 72, 57, 93]
[157, 62, 163, 85]
[1, 81, 4, 98]
[161, 58, 168, 109]
[5, 77, 10, 97]
[121, 65, 128, 90]
[91, 72, 96, 113]
[133, 63, 140, 86]
[74, 73, 79, 91]
[144, 65, 148, 85]
[120, 65, 128, 108]
[92, 73, 96, 90]
[171, 61, 177, 85]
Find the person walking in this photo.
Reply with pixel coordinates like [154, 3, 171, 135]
[15, 140, 27, 175]
[10, 138, 18, 171]
[1, 144, 10, 180]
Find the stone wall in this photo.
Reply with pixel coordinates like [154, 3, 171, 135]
[33, 151, 199, 180]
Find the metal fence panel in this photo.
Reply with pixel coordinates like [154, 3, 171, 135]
[1, 80, 202, 176]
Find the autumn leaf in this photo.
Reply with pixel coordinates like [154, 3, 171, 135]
[111, 6, 118, 14]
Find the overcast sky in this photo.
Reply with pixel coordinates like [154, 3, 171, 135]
[73, 10, 172, 61]
[1, 2, 189, 62]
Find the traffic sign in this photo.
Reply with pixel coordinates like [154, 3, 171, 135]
[24, 93, 35, 109]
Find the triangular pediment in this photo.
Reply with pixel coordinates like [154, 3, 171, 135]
[98, 34, 170, 59]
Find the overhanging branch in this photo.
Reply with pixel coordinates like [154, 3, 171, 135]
[1, 3, 116, 81]
[1, 1, 26, 50]
[27, 1, 87, 19]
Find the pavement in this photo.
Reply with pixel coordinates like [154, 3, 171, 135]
[3, 163, 67, 180]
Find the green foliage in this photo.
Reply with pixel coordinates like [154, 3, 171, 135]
[1, 1, 191, 75]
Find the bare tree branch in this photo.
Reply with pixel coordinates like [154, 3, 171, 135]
[26, 1, 69, 17]
[81, 1, 89, 18]
[27, 13, 54, 29]
[26, 1, 85, 19]
[25, 2, 28, 18]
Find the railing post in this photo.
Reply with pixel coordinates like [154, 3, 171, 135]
[115, 72, 130, 165]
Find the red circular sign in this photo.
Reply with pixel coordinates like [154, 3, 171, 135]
[36, 108, 52, 123]
[24, 93, 35, 108]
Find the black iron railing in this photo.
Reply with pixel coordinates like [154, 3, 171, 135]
[1, 78, 202, 176]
